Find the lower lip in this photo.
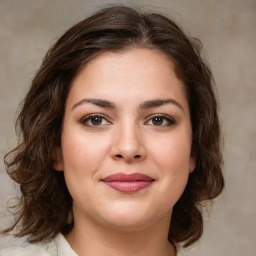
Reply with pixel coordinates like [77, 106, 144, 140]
[103, 181, 153, 193]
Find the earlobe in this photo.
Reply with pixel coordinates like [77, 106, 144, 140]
[53, 148, 64, 171]
[189, 154, 196, 173]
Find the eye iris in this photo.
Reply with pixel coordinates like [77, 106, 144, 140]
[152, 117, 163, 125]
[91, 117, 102, 125]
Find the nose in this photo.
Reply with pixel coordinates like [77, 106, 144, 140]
[111, 124, 146, 163]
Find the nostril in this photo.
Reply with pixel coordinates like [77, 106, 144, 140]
[134, 155, 140, 158]
[117, 154, 122, 158]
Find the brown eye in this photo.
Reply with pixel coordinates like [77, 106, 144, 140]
[152, 116, 164, 126]
[81, 114, 111, 127]
[145, 114, 176, 127]
[91, 116, 103, 125]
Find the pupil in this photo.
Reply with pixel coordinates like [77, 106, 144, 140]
[92, 117, 102, 125]
[153, 117, 163, 125]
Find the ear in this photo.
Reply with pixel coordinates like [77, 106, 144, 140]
[189, 153, 196, 173]
[53, 148, 64, 171]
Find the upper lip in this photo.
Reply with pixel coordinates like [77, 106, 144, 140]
[101, 173, 154, 182]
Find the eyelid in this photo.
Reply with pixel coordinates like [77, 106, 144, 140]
[80, 113, 176, 127]
[144, 114, 176, 126]
[80, 113, 112, 127]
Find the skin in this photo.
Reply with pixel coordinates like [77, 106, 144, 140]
[55, 48, 196, 256]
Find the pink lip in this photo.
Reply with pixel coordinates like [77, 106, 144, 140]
[101, 173, 155, 193]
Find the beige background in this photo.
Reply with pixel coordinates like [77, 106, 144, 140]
[0, 0, 255, 255]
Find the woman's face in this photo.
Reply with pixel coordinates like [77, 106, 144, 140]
[55, 48, 196, 231]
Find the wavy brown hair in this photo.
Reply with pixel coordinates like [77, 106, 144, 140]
[3, 5, 224, 247]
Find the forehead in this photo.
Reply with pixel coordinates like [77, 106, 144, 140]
[67, 48, 189, 112]
[73, 47, 177, 83]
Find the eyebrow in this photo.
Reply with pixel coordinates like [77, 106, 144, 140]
[71, 98, 184, 112]
[139, 99, 184, 112]
[72, 98, 116, 110]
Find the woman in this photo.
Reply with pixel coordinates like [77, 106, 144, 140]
[1, 5, 224, 256]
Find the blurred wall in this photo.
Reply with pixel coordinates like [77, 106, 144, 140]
[0, 0, 255, 255]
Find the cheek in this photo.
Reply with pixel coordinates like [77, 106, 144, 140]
[63, 128, 107, 159]
[149, 130, 192, 200]
[60, 131, 111, 206]
[151, 130, 192, 171]
[61, 130, 111, 183]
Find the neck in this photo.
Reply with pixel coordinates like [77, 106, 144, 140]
[65, 209, 176, 256]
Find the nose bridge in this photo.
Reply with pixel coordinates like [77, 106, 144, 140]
[112, 118, 145, 162]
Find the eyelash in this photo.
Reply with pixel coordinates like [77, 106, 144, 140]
[81, 114, 111, 127]
[145, 114, 176, 127]
[80, 114, 176, 127]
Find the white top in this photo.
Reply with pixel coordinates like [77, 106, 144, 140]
[0, 233, 187, 256]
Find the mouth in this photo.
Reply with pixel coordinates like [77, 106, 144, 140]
[101, 173, 155, 193]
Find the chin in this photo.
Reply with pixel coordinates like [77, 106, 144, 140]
[96, 203, 168, 232]
[102, 216, 153, 232]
